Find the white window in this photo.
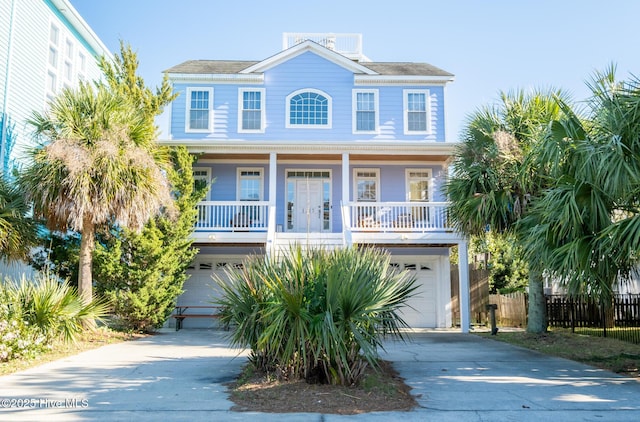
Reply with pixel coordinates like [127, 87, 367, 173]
[65, 39, 73, 60]
[286, 89, 332, 128]
[406, 169, 432, 202]
[354, 169, 379, 202]
[403, 90, 431, 134]
[48, 24, 59, 68]
[63, 39, 73, 81]
[237, 168, 263, 201]
[78, 52, 86, 71]
[49, 24, 59, 45]
[352, 89, 378, 133]
[186, 88, 214, 133]
[48, 47, 58, 68]
[238, 88, 265, 133]
[46, 71, 56, 94]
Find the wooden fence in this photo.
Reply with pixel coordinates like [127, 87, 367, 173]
[489, 292, 527, 328]
[450, 265, 489, 326]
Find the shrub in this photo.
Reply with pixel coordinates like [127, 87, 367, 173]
[0, 286, 47, 362]
[1, 273, 107, 351]
[214, 245, 418, 386]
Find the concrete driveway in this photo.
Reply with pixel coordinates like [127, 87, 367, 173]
[0, 329, 638, 421]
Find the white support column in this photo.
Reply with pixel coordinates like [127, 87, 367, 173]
[457, 240, 470, 333]
[341, 153, 352, 246]
[266, 152, 277, 256]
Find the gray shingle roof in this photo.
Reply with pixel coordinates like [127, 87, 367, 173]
[165, 60, 453, 77]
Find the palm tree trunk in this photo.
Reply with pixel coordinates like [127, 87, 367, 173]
[78, 216, 95, 305]
[527, 269, 547, 333]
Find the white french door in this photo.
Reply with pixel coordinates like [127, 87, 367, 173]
[286, 170, 331, 232]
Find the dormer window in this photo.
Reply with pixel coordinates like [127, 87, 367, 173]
[286, 89, 332, 128]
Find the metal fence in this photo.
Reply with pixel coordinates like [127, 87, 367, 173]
[546, 294, 640, 344]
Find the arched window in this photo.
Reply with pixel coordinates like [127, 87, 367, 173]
[286, 89, 332, 128]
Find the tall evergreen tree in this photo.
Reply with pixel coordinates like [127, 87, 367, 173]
[91, 42, 206, 331]
[94, 147, 206, 331]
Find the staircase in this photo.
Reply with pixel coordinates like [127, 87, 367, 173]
[269, 232, 345, 257]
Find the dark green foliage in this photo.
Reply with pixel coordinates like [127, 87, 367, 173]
[94, 147, 206, 332]
[215, 245, 418, 386]
[29, 231, 80, 287]
[472, 233, 528, 293]
[0, 173, 36, 261]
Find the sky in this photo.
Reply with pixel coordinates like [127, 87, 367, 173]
[70, 0, 640, 140]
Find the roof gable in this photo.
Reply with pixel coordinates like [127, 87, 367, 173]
[239, 40, 377, 75]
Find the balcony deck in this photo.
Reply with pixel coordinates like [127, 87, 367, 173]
[192, 201, 462, 245]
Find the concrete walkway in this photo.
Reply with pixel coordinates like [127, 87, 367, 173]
[0, 329, 639, 421]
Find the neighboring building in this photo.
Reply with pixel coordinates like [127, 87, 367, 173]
[160, 33, 472, 331]
[0, 0, 110, 172]
[0, 0, 109, 279]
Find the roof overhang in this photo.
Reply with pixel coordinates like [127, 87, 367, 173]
[166, 73, 264, 84]
[49, 0, 112, 58]
[157, 139, 459, 157]
[239, 40, 378, 75]
[355, 75, 455, 86]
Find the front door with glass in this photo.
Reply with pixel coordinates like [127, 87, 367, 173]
[286, 171, 331, 232]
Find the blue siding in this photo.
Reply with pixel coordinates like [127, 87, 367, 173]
[170, 51, 446, 142]
[203, 162, 445, 233]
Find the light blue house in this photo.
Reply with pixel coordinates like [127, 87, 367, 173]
[0, 0, 110, 172]
[160, 33, 471, 331]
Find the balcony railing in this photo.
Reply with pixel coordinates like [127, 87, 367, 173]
[193, 201, 451, 234]
[349, 202, 451, 232]
[195, 201, 269, 231]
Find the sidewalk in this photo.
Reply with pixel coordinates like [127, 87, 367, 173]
[1, 329, 639, 421]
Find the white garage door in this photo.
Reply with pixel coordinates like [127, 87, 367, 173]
[391, 259, 439, 328]
[177, 257, 242, 329]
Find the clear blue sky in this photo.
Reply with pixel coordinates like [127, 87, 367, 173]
[70, 0, 640, 140]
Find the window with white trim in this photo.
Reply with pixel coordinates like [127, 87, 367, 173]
[352, 89, 378, 133]
[63, 39, 73, 81]
[403, 90, 431, 134]
[238, 88, 265, 133]
[286, 89, 331, 128]
[354, 169, 379, 202]
[186, 88, 214, 132]
[406, 169, 432, 202]
[77, 52, 86, 81]
[237, 168, 263, 201]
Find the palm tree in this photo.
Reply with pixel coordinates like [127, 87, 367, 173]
[18, 83, 172, 304]
[521, 66, 640, 314]
[445, 89, 567, 333]
[0, 173, 35, 261]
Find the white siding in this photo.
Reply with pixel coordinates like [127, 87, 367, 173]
[1, 0, 109, 167]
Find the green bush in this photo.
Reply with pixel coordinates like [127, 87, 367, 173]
[0, 285, 47, 362]
[0, 273, 107, 361]
[214, 245, 418, 386]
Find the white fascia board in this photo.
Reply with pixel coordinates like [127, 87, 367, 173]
[50, 0, 112, 59]
[157, 139, 458, 155]
[240, 40, 377, 75]
[355, 75, 455, 85]
[167, 74, 264, 84]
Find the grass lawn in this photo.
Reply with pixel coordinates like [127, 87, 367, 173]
[476, 328, 640, 378]
[0, 327, 141, 376]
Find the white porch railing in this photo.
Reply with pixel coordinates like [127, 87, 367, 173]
[194, 201, 269, 231]
[349, 202, 451, 232]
